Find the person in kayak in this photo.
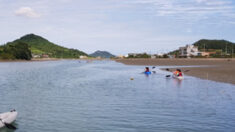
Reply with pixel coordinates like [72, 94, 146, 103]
[145, 67, 150, 72]
[177, 69, 183, 77]
[174, 69, 183, 77]
[144, 67, 151, 75]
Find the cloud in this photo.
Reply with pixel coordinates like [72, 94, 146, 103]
[129, 0, 235, 17]
[15, 7, 41, 18]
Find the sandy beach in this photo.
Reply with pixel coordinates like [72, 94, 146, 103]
[116, 58, 235, 85]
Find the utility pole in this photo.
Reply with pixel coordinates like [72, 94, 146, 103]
[204, 43, 205, 52]
[226, 43, 228, 55]
[232, 44, 234, 59]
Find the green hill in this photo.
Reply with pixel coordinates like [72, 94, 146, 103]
[2, 34, 88, 59]
[168, 39, 235, 57]
[90, 50, 115, 58]
[193, 39, 235, 53]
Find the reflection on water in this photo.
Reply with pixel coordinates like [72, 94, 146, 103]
[172, 78, 183, 87]
[0, 60, 235, 132]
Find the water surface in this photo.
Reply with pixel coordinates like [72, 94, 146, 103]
[0, 60, 234, 132]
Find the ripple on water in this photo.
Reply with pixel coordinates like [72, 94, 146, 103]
[0, 60, 234, 132]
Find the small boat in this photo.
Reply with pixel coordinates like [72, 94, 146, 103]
[172, 74, 184, 80]
[0, 110, 18, 129]
[144, 71, 151, 75]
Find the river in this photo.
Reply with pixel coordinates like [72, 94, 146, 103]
[0, 60, 234, 132]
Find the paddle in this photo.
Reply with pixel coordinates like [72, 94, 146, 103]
[0, 119, 17, 130]
[166, 68, 190, 72]
[150, 66, 157, 73]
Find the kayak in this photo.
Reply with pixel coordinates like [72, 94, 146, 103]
[0, 110, 18, 128]
[172, 74, 184, 80]
[144, 71, 151, 75]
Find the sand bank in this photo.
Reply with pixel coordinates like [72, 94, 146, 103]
[116, 58, 235, 85]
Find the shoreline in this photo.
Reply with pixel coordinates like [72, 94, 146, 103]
[0, 58, 61, 62]
[0, 58, 107, 62]
[116, 58, 235, 85]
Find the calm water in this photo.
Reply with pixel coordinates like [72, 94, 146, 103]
[0, 60, 235, 132]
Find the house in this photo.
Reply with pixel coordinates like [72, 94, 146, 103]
[198, 50, 218, 57]
[42, 54, 49, 58]
[197, 52, 210, 57]
[79, 55, 88, 59]
[96, 56, 102, 59]
[151, 55, 157, 59]
[32, 54, 41, 58]
[117, 55, 125, 59]
[179, 45, 199, 57]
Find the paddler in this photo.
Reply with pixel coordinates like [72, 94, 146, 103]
[145, 67, 150, 72]
[174, 69, 183, 77]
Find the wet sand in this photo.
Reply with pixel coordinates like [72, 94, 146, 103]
[116, 58, 235, 85]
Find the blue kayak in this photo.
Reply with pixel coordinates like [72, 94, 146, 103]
[144, 71, 151, 75]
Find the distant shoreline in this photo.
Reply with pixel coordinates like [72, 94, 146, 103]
[0, 58, 108, 62]
[116, 58, 235, 85]
[0, 58, 60, 62]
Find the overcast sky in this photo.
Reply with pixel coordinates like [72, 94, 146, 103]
[1, 0, 235, 55]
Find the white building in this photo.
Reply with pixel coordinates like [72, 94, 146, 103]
[79, 55, 88, 59]
[179, 45, 199, 57]
[32, 54, 41, 58]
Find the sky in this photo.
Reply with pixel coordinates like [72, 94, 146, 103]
[1, 0, 235, 55]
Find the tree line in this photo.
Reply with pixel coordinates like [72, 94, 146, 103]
[0, 42, 32, 60]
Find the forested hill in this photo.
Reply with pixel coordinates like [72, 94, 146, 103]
[193, 39, 235, 52]
[90, 50, 115, 58]
[0, 34, 88, 59]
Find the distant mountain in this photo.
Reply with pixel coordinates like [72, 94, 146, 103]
[193, 39, 235, 52]
[90, 50, 115, 58]
[3, 34, 87, 59]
